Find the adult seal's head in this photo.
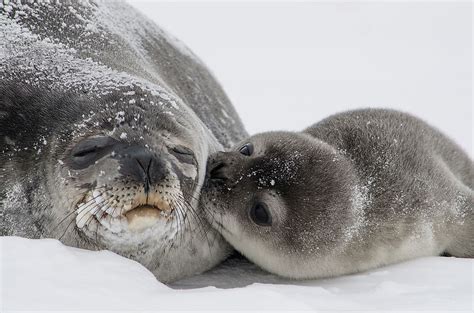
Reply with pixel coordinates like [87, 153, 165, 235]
[0, 1, 247, 282]
[202, 109, 473, 279]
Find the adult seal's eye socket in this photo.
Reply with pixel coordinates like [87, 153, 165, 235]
[171, 145, 196, 164]
[239, 143, 254, 156]
[249, 202, 272, 226]
[172, 145, 194, 156]
[70, 136, 116, 168]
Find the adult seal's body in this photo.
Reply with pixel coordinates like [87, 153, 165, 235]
[204, 109, 473, 279]
[0, 1, 247, 282]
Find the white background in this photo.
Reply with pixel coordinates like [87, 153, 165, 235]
[127, 0, 472, 155]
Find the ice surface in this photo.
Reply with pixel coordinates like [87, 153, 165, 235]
[1, 237, 472, 312]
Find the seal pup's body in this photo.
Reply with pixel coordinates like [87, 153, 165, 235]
[0, 1, 246, 282]
[203, 109, 473, 279]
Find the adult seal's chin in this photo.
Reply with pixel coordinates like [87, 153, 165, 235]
[0, 1, 245, 282]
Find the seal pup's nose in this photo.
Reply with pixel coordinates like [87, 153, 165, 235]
[207, 152, 232, 182]
[209, 161, 227, 181]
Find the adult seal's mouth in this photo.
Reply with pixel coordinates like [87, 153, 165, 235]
[125, 205, 166, 232]
[75, 188, 175, 233]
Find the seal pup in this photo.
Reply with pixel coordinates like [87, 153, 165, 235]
[0, 1, 247, 282]
[203, 109, 473, 279]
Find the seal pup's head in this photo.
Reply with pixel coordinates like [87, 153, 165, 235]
[202, 131, 367, 279]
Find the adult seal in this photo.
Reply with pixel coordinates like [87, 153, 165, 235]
[204, 109, 473, 279]
[0, 1, 247, 282]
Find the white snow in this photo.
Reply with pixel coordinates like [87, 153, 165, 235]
[1, 237, 472, 312]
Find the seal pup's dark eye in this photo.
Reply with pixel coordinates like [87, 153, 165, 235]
[239, 143, 253, 156]
[249, 202, 272, 226]
[71, 136, 116, 169]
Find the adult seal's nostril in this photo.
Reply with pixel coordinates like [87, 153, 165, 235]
[117, 146, 167, 190]
[135, 158, 152, 194]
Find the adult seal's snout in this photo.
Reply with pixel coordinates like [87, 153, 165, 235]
[116, 146, 166, 189]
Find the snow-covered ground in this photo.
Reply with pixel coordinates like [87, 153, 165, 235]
[1, 237, 472, 312]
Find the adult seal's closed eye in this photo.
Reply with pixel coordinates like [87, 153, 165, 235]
[202, 109, 473, 279]
[0, 0, 247, 282]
